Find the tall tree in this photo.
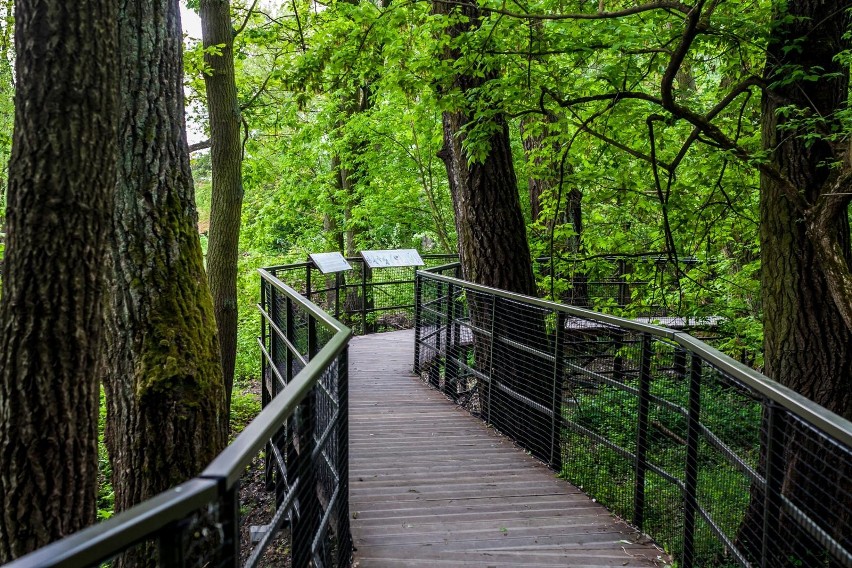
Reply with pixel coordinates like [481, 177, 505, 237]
[0, 0, 119, 559]
[102, 0, 227, 548]
[433, 0, 536, 294]
[201, 0, 243, 412]
[432, 0, 560, 467]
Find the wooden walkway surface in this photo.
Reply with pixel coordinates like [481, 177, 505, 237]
[348, 330, 665, 567]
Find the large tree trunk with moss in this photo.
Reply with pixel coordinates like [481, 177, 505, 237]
[201, 0, 243, 414]
[737, 1, 852, 564]
[0, 0, 119, 560]
[102, 1, 227, 562]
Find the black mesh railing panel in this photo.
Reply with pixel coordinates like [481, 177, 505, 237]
[6, 270, 352, 568]
[256, 274, 350, 568]
[414, 268, 852, 568]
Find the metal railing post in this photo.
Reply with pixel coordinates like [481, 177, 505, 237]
[286, 297, 295, 385]
[262, 281, 274, 491]
[308, 312, 318, 361]
[413, 273, 423, 375]
[429, 281, 443, 388]
[633, 333, 652, 531]
[361, 261, 368, 334]
[761, 403, 785, 568]
[550, 311, 566, 470]
[220, 482, 241, 565]
[278, 297, 296, 507]
[158, 522, 187, 568]
[306, 263, 312, 302]
[444, 282, 458, 400]
[485, 294, 497, 426]
[336, 348, 352, 568]
[683, 352, 703, 568]
[291, 391, 318, 567]
[335, 272, 341, 319]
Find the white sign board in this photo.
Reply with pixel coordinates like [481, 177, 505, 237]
[361, 249, 424, 269]
[309, 252, 352, 274]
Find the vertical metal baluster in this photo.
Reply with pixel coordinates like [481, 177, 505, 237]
[413, 273, 423, 375]
[634, 333, 652, 531]
[682, 352, 703, 568]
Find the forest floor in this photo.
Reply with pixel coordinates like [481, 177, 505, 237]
[235, 381, 292, 567]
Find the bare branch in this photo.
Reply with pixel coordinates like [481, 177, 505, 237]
[234, 0, 261, 36]
[189, 139, 211, 153]
[466, 0, 693, 20]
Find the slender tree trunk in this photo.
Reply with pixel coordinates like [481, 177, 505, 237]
[201, 0, 243, 413]
[0, 0, 119, 560]
[102, 3, 226, 566]
[738, 1, 852, 564]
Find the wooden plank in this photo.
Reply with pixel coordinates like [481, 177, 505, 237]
[349, 330, 665, 567]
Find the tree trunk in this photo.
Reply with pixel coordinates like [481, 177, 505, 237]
[0, 0, 119, 560]
[437, 101, 536, 293]
[201, 0, 243, 413]
[738, 1, 852, 563]
[102, 2, 227, 565]
[433, 0, 559, 467]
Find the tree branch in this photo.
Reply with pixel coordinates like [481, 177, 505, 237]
[189, 139, 211, 153]
[234, 0, 261, 36]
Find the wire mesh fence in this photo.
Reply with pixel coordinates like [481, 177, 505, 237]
[6, 269, 352, 568]
[270, 253, 457, 335]
[415, 265, 852, 568]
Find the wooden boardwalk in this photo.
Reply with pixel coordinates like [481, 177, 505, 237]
[348, 330, 665, 567]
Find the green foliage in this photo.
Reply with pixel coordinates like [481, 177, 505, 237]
[97, 388, 114, 521]
[564, 371, 760, 565]
[229, 386, 261, 437]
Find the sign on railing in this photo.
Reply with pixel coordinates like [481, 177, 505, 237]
[309, 251, 352, 274]
[361, 248, 424, 268]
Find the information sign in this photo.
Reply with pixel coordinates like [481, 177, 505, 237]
[361, 249, 424, 268]
[309, 252, 352, 274]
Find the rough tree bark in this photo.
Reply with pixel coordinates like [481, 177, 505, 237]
[737, 1, 852, 563]
[102, 0, 227, 560]
[201, 0, 243, 413]
[0, 0, 119, 560]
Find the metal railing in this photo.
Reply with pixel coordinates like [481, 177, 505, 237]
[269, 253, 457, 335]
[6, 269, 352, 567]
[415, 262, 852, 568]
